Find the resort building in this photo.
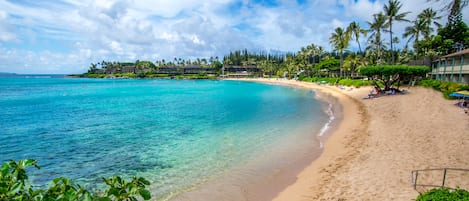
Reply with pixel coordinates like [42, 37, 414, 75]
[221, 65, 261, 78]
[431, 48, 469, 84]
[156, 65, 218, 75]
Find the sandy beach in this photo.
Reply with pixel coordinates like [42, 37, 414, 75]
[170, 78, 469, 201]
[246, 78, 469, 201]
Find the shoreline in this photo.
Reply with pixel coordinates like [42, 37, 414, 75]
[168, 78, 469, 200]
[169, 78, 357, 201]
[270, 80, 469, 200]
[233, 78, 368, 201]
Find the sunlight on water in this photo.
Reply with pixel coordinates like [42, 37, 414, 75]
[0, 78, 328, 199]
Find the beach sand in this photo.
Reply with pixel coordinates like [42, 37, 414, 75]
[171, 78, 469, 201]
[261, 79, 469, 201]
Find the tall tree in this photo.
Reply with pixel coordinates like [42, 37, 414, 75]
[429, 0, 468, 24]
[383, 0, 410, 64]
[403, 18, 427, 55]
[367, 12, 389, 64]
[343, 53, 364, 77]
[418, 8, 442, 38]
[329, 27, 351, 77]
[347, 21, 367, 54]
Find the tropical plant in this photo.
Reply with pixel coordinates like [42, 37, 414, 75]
[343, 53, 364, 77]
[367, 12, 389, 64]
[347, 21, 367, 54]
[360, 65, 430, 91]
[0, 159, 41, 200]
[403, 18, 427, 56]
[0, 159, 152, 201]
[329, 27, 351, 77]
[100, 176, 151, 201]
[419, 79, 469, 98]
[418, 8, 442, 38]
[383, 0, 410, 64]
[429, 0, 469, 24]
[415, 187, 469, 200]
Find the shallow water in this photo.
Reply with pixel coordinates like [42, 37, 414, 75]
[0, 78, 329, 200]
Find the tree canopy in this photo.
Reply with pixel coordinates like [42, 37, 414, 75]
[360, 65, 430, 90]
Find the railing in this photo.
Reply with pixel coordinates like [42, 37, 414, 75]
[411, 168, 469, 192]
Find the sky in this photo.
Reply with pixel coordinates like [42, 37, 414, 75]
[0, 0, 468, 74]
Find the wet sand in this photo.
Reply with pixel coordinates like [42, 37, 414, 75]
[271, 80, 469, 200]
[170, 78, 469, 201]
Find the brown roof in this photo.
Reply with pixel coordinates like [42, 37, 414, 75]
[442, 48, 469, 58]
[224, 65, 258, 69]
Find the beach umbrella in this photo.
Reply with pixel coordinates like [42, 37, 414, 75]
[450, 90, 469, 98]
[450, 91, 469, 108]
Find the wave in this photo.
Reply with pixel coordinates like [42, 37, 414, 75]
[318, 102, 335, 142]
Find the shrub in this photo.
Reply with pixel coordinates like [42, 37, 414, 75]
[418, 79, 469, 99]
[300, 77, 373, 88]
[84, 74, 106, 78]
[0, 159, 151, 201]
[338, 79, 373, 88]
[416, 188, 469, 201]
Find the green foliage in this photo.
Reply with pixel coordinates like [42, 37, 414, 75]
[416, 188, 469, 201]
[0, 159, 151, 201]
[360, 65, 430, 77]
[100, 176, 151, 201]
[84, 74, 106, 78]
[42, 177, 92, 201]
[360, 65, 430, 90]
[316, 58, 340, 71]
[135, 61, 156, 70]
[418, 79, 469, 99]
[113, 73, 137, 78]
[145, 74, 169, 78]
[301, 77, 373, 88]
[0, 159, 40, 200]
[338, 79, 373, 88]
[310, 77, 341, 84]
[136, 72, 146, 78]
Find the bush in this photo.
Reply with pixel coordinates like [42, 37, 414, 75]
[300, 77, 373, 88]
[0, 159, 151, 201]
[416, 188, 469, 201]
[418, 79, 469, 99]
[338, 79, 373, 88]
[84, 74, 106, 78]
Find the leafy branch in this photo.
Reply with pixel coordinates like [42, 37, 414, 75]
[0, 159, 151, 201]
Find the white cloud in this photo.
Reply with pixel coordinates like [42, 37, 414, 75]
[1, 0, 469, 73]
[0, 11, 16, 42]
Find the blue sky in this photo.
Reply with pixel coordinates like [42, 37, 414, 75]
[0, 0, 467, 74]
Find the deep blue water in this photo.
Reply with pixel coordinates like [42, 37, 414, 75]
[0, 78, 328, 199]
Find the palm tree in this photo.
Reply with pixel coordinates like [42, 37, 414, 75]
[429, 0, 468, 24]
[383, 0, 410, 64]
[329, 27, 350, 77]
[417, 8, 442, 39]
[347, 21, 367, 54]
[403, 18, 427, 55]
[343, 53, 364, 77]
[367, 12, 389, 64]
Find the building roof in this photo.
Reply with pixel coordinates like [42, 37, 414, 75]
[442, 48, 469, 58]
[224, 65, 258, 69]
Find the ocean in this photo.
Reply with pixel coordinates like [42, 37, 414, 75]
[0, 77, 330, 200]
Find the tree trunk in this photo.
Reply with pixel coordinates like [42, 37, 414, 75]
[357, 39, 362, 55]
[340, 51, 343, 77]
[390, 22, 394, 64]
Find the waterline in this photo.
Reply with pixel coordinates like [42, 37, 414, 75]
[0, 78, 330, 200]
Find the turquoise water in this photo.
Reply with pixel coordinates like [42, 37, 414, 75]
[0, 78, 328, 199]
